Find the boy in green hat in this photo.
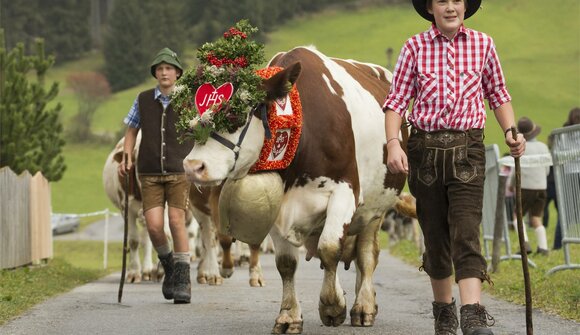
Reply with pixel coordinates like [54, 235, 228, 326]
[119, 47, 194, 304]
[383, 1, 526, 334]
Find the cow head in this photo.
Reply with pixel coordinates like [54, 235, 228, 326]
[183, 62, 302, 185]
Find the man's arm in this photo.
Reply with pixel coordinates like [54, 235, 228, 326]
[119, 127, 139, 177]
[384, 109, 408, 174]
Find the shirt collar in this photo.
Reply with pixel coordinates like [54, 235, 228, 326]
[428, 23, 468, 41]
[154, 86, 171, 101]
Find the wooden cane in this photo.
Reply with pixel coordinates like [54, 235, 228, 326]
[118, 153, 130, 303]
[511, 127, 533, 335]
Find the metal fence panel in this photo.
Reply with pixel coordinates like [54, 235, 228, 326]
[481, 145, 535, 268]
[548, 124, 580, 274]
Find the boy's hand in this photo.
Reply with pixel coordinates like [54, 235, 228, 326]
[505, 131, 525, 158]
[118, 158, 133, 178]
[386, 140, 409, 174]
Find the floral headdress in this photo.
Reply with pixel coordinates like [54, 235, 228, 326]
[173, 20, 266, 144]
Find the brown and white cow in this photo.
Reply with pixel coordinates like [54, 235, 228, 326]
[183, 47, 409, 333]
[102, 133, 156, 283]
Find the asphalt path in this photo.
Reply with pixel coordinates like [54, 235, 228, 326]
[3, 221, 579, 335]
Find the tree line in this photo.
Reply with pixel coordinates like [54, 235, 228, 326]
[1, 0, 363, 92]
[0, 0, 403, 181]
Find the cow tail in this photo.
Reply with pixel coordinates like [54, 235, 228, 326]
[394, 193, 417, 219]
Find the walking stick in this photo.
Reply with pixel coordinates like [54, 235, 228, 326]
[118, 153, 130, 303]
[511, 127, 533, 335]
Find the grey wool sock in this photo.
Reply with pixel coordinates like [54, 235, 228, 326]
[155, 243, 172, 258]
[173, 252, 191, 264]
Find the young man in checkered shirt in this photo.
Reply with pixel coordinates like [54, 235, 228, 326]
[383, 1, 526, 334]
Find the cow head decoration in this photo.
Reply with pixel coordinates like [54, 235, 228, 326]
[183, 62, 302, 185]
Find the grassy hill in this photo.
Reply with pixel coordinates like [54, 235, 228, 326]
[49, 0, 579, 214]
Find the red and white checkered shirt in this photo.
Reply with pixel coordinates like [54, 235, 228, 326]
[383, 24, 511, 131]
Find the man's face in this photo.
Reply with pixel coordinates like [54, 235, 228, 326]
[155, 63, 180, 88]
[428, 0, 466, 38]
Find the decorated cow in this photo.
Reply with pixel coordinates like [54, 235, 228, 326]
[177, 21, 411, 334]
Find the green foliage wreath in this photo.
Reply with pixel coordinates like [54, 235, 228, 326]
[173, 20, 266, 144]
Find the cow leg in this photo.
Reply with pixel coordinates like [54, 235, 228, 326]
[187, 218, 200, 262]
[126, 208, 142, 283]
[140, 215, 154, 281]
[219, 234, 235, 278]
[317, 184, 355, 327]
[350, 216, 381, 327]
[248, 243, 264, 287]
[270, 227, 302, 335]
[196, 211, 223, 285]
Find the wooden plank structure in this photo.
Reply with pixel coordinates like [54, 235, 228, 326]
[0, 167, 52, 269]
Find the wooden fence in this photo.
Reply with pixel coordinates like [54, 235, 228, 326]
[0, 167, 52, 269]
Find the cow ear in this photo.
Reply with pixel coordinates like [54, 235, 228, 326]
[263, 62, 302, 100]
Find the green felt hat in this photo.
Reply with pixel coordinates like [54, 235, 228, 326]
[150, 47, 183, 78]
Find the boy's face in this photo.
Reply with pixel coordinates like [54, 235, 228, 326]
[155, 63, 180, 89]
[428, 0, 466, 38]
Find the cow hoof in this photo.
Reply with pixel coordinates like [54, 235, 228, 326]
[208, 276, 224, 286]
[249, 277, 264, 287]
[319, 300, 347, 327]
[220, 267, 234, 278]
[271, 321, 303, 334]
[250, 266, 264, 287]
[126, 272, 142, 284]
[197, 275, 207, 285]
[350, 303, 378, 327]
[142, 271, 151, 281]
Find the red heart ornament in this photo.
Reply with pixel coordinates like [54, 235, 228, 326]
[194, 82, 234, 115]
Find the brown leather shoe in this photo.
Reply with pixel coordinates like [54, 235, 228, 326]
[158, 252, 174, 300]
[173, 261, 191, 304]
[460, 303, 495, 335]
[432, 298, 458, 335]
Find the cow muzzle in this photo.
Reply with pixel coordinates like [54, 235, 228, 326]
[183, 159, 221, 186]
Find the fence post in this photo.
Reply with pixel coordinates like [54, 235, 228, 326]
[103, 208, 109, 269]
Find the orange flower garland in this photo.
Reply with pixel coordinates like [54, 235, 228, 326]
[250, 67, 303, 172]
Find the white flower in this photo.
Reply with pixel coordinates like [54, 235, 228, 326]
[238, 89, 251, 103]
[189, 117, 199, 129]
[208, 65, 225, 77]
[200, 111, 214, 124]
[173, 84, 186, 95]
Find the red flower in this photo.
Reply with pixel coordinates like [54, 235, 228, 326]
[224, 27, 247, 39]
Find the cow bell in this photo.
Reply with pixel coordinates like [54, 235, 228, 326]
[219, 172, 283, 245]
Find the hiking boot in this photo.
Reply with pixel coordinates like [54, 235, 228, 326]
[460, 303, 495, 335]
[432, 298, 458, 335]
[516, 242, 532, 255]
[536, 247, 549, 256]
[173, 262, 191, 304]
[158, 252, 174, 300]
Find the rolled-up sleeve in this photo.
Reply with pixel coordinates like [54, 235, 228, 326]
[482, 40, 511, 110]
[383, 45, 416, 117]
[124, 97, 141, 128]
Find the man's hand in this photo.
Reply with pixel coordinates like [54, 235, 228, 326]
[505, 131, 526, 158]
[386, 140, 409, 174]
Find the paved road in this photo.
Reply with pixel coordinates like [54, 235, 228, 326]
[2, 245, 578, 334]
